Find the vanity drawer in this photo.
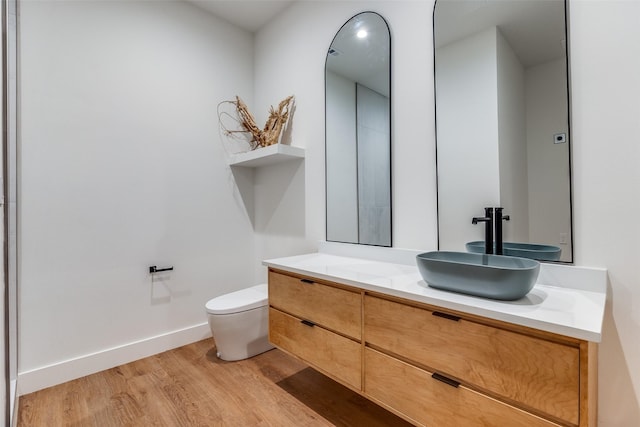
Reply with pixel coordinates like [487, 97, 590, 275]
[269, 270, 361, 339]
[364, 348, 561, 427]
[364, 295, 579, 425]
[269, 308, 362, 390]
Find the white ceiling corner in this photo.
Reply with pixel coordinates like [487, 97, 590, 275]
[184, 0, 296, 32]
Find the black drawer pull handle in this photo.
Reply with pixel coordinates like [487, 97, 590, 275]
[432, 373, 460, 388]
[432, 311, 461, 322]
[300, 320, 315, 327]
[300, 279, 314, 284]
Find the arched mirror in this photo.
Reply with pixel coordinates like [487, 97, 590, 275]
[434, 0, 573, 262]
[325, 12, 392, 247]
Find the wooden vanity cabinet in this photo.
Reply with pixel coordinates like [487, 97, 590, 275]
[267, 268, 597, 427]
[268, 269, 361, 339]
[364, 295, 581, 425]
[365, 347, 561, 427]
[268, 270, 362, 390]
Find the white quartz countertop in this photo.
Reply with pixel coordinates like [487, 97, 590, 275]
[263, 252, 607, 342]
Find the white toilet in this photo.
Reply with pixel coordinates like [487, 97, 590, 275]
[205, 283, 274, 361]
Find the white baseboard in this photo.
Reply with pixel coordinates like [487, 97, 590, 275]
[18, 322, 212, 395]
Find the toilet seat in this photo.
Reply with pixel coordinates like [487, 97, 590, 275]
[205, 283, 268, 315]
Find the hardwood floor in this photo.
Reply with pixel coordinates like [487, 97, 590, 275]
[18, 339, 412, 426]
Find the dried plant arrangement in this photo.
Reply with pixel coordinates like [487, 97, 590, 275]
[218, 95, 294, 151]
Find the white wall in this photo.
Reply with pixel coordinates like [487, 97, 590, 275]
[436, 27, 500, 250]
[325, 71, 358, 243]
[254, 1, 640, 425]
[526, 57, 572, 261]
[356, 84, 391, 246]
[496, 28, 529, 243]
[325, 73, 391, 246]
[19, 0, 255, 393]
[570, 1, 640, 425]
[253, 1, 436, 281]
[15, 0, 640, 424]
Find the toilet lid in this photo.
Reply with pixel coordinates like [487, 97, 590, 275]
[205, 283, 268, 315]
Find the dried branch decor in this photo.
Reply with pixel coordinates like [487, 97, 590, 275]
[218, 95, 294, 151]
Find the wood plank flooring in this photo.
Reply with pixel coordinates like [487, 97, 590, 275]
[18, 339, 412, 426]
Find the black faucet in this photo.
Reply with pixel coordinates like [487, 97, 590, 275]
[495, 207, 510, 255]
[472, 207, 494, 254]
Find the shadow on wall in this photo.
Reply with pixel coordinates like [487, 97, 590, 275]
[599, 280, 640, 426]
[230, 166, 255, 227]
[253, 159, 305, 235]
[228, 101, 305, 236]
[149, 271, 191, 305]
[280, 103, 296, 146]
[229, 158, 305, 234]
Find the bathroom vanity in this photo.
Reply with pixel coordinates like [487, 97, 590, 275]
[264, 251, 606, 427]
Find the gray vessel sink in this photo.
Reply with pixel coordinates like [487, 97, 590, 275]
[416, 251, 540, 301]
[465, 241, 561, 261]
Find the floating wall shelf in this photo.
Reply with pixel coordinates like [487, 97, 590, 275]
[228, 144, 305, 168]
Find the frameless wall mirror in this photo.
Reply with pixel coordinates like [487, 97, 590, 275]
[434, 0, 573, 262]
[325, 11, 392, 247]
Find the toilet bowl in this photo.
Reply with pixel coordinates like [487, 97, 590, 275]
[205, 283, 274, 361]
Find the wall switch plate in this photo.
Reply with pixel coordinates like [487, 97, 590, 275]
[560, 233, 568, 244]
[554, 133, 567, 144]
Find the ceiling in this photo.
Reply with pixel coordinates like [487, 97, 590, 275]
[185, 0, 296, 32]
[185, 0, 565, 69]
[435, 0, 566, 67]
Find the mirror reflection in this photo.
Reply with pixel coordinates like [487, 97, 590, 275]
[325, 12, 392, 246]
[434, 0, 572, 262]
